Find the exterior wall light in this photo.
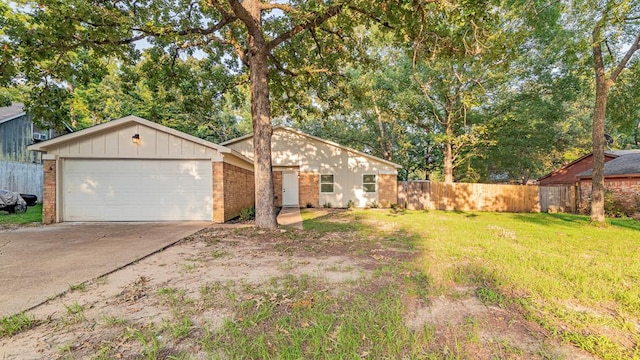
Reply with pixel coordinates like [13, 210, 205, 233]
[132, 134, 140, 144]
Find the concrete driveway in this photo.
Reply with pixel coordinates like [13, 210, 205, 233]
[0, 222, 209, 316]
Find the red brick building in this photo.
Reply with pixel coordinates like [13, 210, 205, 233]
[576, 151, 640, 215]
[537, 152, 618, 186]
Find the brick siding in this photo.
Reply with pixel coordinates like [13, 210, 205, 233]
[378, 174, 398, 208]
[42, 159, 56, 224]
[212, 162, 255, 222]
[222, 163, 255, 222]
[273, 171, 282, 207]
[299, 172, 319, 208]
[579, 178, 640, 214]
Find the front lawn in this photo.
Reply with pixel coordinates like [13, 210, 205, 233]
[0, 204, 42, 225]
[358, 209, 640, 359]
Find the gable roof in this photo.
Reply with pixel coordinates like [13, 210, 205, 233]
[222, 125, 402, 169]
[577, 152, 640, 178]
[537, 152, 617, 182]
[27, 115, 237, 156]
[0, 103, 27, 124]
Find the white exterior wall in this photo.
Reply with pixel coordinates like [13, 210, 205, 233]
[228, 128, 398, 208]
[43, 123, 222, 160]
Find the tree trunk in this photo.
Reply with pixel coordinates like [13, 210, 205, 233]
[372, 98, 392, 161]
[590, 38, 610, 223]
[590, 77, 608, 222]
[443, 121, 454, 183]
[244, 0, 277, 228]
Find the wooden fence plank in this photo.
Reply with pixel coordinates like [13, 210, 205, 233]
[397, 181, 576, 214]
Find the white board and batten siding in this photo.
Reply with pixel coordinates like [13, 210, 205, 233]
[41, 120, 222, 222]
[227, 128, 399, 208]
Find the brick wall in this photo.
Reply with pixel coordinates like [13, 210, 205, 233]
[42, 159, 56, 224]
[212, 162, 225, 223]
[378, 174, 398, 208]
[299, 172, 319, 208]
[222, 162, 255, 221]
[273, 171, 282, 207]
[579, 178, 640, 214]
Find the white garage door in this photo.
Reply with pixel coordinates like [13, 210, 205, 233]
[62, 159, 213, 221]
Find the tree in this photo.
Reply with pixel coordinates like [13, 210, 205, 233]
[572, 0, 640, 222]
[3, 0, 412, 228]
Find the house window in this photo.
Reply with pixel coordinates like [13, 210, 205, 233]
[363, 174, 376, 193]
[320, 174, 334, 193]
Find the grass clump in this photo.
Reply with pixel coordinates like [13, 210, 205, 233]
[0, 313, 38, 337]
[238, 206, 255, 221]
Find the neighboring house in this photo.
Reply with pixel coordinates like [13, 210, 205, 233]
[537, 151, 619, 186]
[0, 103, 56, 164]
[28, 116, 254, 224]
[222, 126, 401, 208]
[575, 151, 640, 213]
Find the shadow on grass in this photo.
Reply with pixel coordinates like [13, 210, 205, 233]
[303, 210, 364, 233]
[607, 218, 640, 232]
[509, 212, 590, 227]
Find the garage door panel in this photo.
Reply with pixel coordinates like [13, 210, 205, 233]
[63, 159, 213, 221]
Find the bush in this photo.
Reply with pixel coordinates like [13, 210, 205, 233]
[306, 202, 314, 208]
[323, 202, 332, 208]
[238, 207, 255, 221]
[346, 200, 355, 209]
[366, 201, 379, 209]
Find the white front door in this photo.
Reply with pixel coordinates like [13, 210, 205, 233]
[282, 172, 299, 207]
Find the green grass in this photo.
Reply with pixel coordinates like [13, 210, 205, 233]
[0, 313, 38, 337]
[201, 274, 433, 359]
[357, 209, 640, 359]
[0, 203, 42, 224]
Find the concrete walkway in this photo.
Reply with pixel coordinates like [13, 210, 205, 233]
[277, 207, 303, 229]
[0, 222, 209, 315]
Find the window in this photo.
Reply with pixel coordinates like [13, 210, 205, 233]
[320, 174, 334, 193]
[363, 174, 376, 193]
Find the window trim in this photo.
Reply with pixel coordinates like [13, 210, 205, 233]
[363, 174, 377, 193]
[320, 174, 335, 193]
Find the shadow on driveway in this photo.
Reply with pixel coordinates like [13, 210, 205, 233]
[0, 222, 210, 316]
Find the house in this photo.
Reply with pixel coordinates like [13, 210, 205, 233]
[222, 126, 401, 208]
[576, 151, 640, 213]
[0, 103, 56, 164]
[537, 151, 619, 186]
[28, 116, 255, 224]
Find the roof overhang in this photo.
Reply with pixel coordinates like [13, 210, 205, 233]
[223, 125, 403, 169]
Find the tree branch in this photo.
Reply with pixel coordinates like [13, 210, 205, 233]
[267, 5, 343, 51]
[261, 2, 297, 13]
[609, 31, 640, 82]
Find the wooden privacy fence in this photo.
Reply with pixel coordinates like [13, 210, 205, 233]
[398, 181, 576, 213]
[0, 161, 43, 201]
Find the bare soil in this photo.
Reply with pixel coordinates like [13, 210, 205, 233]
[0, 210, 595, 359]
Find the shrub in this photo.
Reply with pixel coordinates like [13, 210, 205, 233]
[346, 200, 355, 209]
[323, 202, 332, 208]
[306, 202, 314, 208]
[604, 190, 627, 218]
[366, 201, 379, 209]
[238, 207, 255, 221]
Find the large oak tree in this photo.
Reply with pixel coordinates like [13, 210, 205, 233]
[2, 0, 419, 228]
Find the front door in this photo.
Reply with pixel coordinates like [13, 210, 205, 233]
[282, 172, 299, 207]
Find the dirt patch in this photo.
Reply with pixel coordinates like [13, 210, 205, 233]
[0, 212, 596, 359]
